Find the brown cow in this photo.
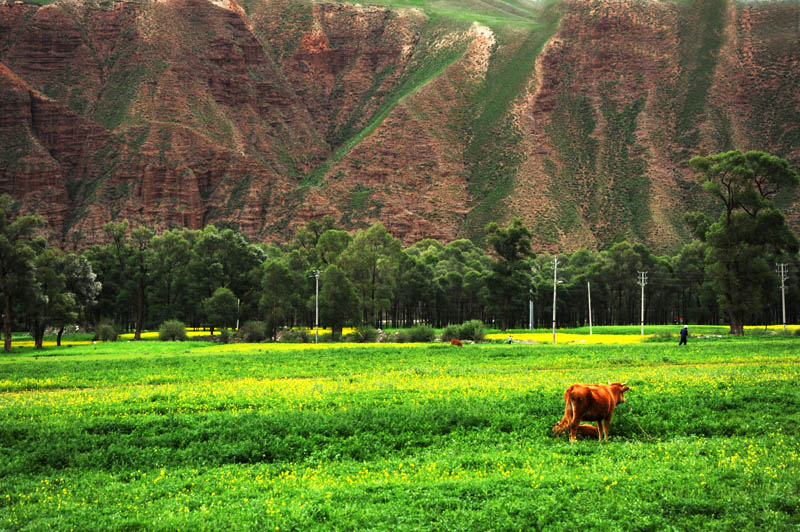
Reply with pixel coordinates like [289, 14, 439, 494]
[554, 423, 599, 440]
[450, 338, 463, 347]
[552, 382, 629, 443]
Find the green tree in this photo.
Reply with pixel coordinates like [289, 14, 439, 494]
[60, 253, 100, 345]
[690, 150, 799, 334]
[130, 226, 155, 340]
[187, 226, 264, 324]
[28, 247, 80, 349]
[284, 249, 313, 326]
[556, 248, 602, 328]
[485, 218, 533, 330]
[86, 222, 155, 339]
[149, 229, 192, 325]
[338, 223, 402, 327]
[288, 216, 337, 266]
[90, 221, 153, 340]
[319, 265, 359, 339]
[597, 243, 637, 325]
[428, 239, 492, 327]
[672, 241, 715, 325]
[0, 194, 43, 353]
[204, 287, 239, 332]
[316, 229, 352, 266]
[394, 251, 435, 327]
[260, 259, 300, 339]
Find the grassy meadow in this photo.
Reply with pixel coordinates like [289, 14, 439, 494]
[1, 330, 799, 530]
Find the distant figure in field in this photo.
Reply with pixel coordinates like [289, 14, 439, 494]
[507, 335, 513, 344]
[679, 325, 688, 345]
[450, 338, 463, 347]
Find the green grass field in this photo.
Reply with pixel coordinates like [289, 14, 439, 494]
[2, 334, 799, 530]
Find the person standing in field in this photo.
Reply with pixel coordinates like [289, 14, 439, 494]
[679, 325, 688, 345]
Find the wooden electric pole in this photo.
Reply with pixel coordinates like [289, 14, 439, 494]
[552, 257, 558, 344]
[778, 263, 788, 333]
[638, 271, 647, 336]
[587, 281, 593, 336]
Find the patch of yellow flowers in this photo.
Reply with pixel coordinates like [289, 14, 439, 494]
[485, 333, 648, 344]
[10, 340, 94, 347]
[743, 324, 800, 332]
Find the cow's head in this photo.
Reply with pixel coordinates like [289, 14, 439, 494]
[608, 381, 630, 403]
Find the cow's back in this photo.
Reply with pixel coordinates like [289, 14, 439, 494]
[566, 384, 614, 421]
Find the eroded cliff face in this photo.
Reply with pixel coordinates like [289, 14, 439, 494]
[515, 0, 799, 251]
[1, 0, 798, 250]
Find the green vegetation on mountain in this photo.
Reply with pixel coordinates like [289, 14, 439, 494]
[461, 6, 562, 243]
[348, 0, 542, 28]
[303, 15, 472, 187]
[671, 0, 727, 158]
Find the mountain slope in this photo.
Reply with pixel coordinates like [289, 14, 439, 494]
[0, 0, 798, 251]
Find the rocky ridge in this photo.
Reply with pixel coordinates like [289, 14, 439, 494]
[0, 0, 798, 251]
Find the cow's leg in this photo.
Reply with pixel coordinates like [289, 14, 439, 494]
[601, 419, 610, 441]
[567, 398, 581, 443]
[596, 422, 603, 441]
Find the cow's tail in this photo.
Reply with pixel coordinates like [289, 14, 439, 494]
[568, 397, 579, 426]
[567, 395, 585, 435]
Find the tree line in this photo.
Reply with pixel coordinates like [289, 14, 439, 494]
[1, 150, 798, 351]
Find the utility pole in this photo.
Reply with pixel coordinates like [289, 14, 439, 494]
[638, 271, 648, 336]
[587, 281, 593, 336]
[778, 263, 788, 332]
[529, 291, 534, 331]
[552, 257, 558, 344]
[529, 264, 538, 330]
[312, 270, 320, 343]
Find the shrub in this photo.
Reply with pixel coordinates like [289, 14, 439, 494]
[440, 324, 460, 342]
[458, 320, 485, 342]
[158, 320, 188, 341]
[408, 324, 435, 342]
[354, 325, 378, 343]
[219, 327, 230, 344]
[281, 328, 310, 343]
[237, 321, 266, 343]
[388, 330, 410, 343]
[96, 320, 118, 342]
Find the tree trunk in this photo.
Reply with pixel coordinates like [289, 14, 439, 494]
[500, 294, 509, 331]
[34, 323, 44, 350]
[3, 294, 11, 353]
[57, 326, 64, 347]
[135, 282, 144, 341]
[729, 314, 745, 335]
